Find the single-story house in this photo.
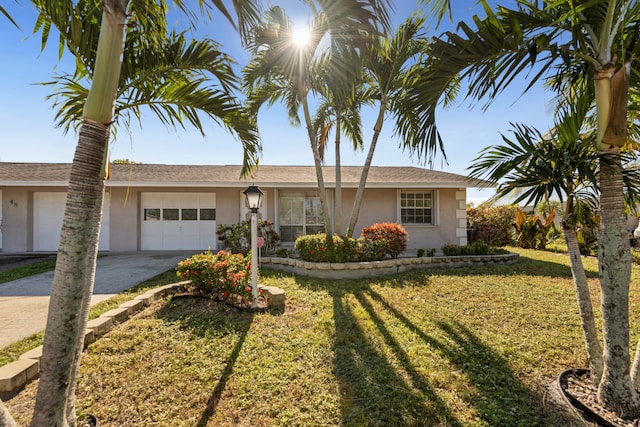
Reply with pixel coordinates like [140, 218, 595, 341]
[0, 163, 489, 253]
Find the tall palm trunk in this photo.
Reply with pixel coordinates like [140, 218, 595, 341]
[31, 2, 128, 425]
[31, 123, 108, 426]
[334, 116, 342, 235]
[596, 149, 640, 417]
[0, 400, 17, 426]
[346, 100, 385, 236]
[563, 221, 603, 385]
[303, 98, 332, 235]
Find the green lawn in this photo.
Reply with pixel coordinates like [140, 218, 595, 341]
[0, 269, 180, 367]
[7, 248, 628, 426]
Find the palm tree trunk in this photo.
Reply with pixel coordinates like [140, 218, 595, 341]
[334, 117, 342, 235]
[31, 121, 108, 427]
[563, 222, 603, 385]
[596, 149, 640, 417]
[629, 338, 640, 388]
[0, 400, 16, 426]
[31, 2, 128, 425]
[303, 100, 332, 235]
[346, 103, 385, 237]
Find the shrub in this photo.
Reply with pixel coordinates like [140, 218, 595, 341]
[577, 225, 598, 256]
[295, 233, 387, 263]
[274, 247, 292, 258]
[176, 250, 255, 303]
[442, 244, 464, 256]
[361, 223, 408, 259]
[216, 220, 280, 255]
[417, 249, 425, 258]
[514, 208, 556, 250]
[467, 205, 517, 246]
[441, 241, 502, 256]
[426, 248, 436, 257]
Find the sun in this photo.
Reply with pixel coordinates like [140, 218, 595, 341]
[292, 24, 311, 47]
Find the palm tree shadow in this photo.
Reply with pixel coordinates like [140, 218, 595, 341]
[330, 286, 461, 426]
[194, 322, 251, 427]
[366, 289, 575, 425]
[154, 296, 254, 427]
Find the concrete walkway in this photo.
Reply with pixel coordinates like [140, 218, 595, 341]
[0, 252, 193, 349]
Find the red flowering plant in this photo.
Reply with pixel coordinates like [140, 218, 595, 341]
[176, 250, 257, 304]
[361, 222, 408, 259]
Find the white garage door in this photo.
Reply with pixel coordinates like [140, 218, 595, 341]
[141, 193, 216, 251]
[34, 192, 110, 252]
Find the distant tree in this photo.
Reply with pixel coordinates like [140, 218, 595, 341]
[112, 159, 142, 164]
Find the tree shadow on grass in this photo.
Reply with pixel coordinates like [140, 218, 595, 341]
[330, 286, 461, 426]
[365, 289, 578, 426]
[154, 296, 254, 427]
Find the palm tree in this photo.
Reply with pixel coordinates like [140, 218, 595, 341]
[469, 101, 605, 385]
[43, 30, 261, 168]
[345, 15, 434, 236]
[1, 1, 18, 28]
[244, 6, 333, 234]
[243, 2, 392, 236]
[0, 1, 262, 425]
[412, 0, 640, 416]
[313, 62, 366, 234]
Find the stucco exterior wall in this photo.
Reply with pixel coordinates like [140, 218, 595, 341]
[335, 187, 466, 252]
[0, 184, 467, 254]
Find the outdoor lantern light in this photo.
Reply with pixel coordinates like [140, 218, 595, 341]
[243, 185, 263, 308]
[243, 185, 263, 213]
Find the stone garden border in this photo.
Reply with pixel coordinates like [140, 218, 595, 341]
[262, 252, 519, 280]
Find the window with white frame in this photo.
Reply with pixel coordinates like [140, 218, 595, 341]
[399, 190, 436, 225]
[279, 191, 325, 242]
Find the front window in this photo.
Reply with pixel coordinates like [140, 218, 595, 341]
[279, 192, 325, 242]
[400, 191, 435, 225]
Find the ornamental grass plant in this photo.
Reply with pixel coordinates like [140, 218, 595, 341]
[7, 248, 630, 426]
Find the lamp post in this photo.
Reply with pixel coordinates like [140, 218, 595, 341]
[243, 185, 263, 309]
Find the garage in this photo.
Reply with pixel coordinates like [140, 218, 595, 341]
[141, 192, 216, 251]
[34, 192, 110, 252]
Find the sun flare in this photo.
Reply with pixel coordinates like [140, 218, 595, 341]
[292, 25, 311, 47]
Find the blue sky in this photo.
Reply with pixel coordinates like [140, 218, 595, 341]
[0, 1, 554, 204]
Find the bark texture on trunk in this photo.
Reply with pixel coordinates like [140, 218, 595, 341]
[564, 224, 603, 385]
[30, 121, 108, 427]
[0, 400, 16, 427]
[629, 338, 640, 388]
[304, 102, 332, 235]
[334, 117, 342, 235]
[596, 150, 640, 417]
[347, 103, 385, 236]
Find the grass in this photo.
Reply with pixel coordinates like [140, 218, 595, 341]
[7, 248, 634, 426]
[0, 259, 56, 284]
[0, 269, 180, 367]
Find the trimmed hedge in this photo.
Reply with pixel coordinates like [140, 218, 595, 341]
[295, 234, 387, 263]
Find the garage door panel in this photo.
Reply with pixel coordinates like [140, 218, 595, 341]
[141, 193, 216, 251]
[34, 192, 110, 252]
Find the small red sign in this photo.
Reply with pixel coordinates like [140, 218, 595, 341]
[257, 237, 264, 248]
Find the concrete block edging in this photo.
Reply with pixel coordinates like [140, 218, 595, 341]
[261, 252, 520, 280]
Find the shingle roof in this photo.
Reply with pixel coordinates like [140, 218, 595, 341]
[0, 163, 491, 188]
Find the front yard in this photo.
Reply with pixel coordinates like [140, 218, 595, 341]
[7, 248, 636, 426]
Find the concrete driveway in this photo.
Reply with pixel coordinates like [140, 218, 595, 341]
[0, 252, 193, 349]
